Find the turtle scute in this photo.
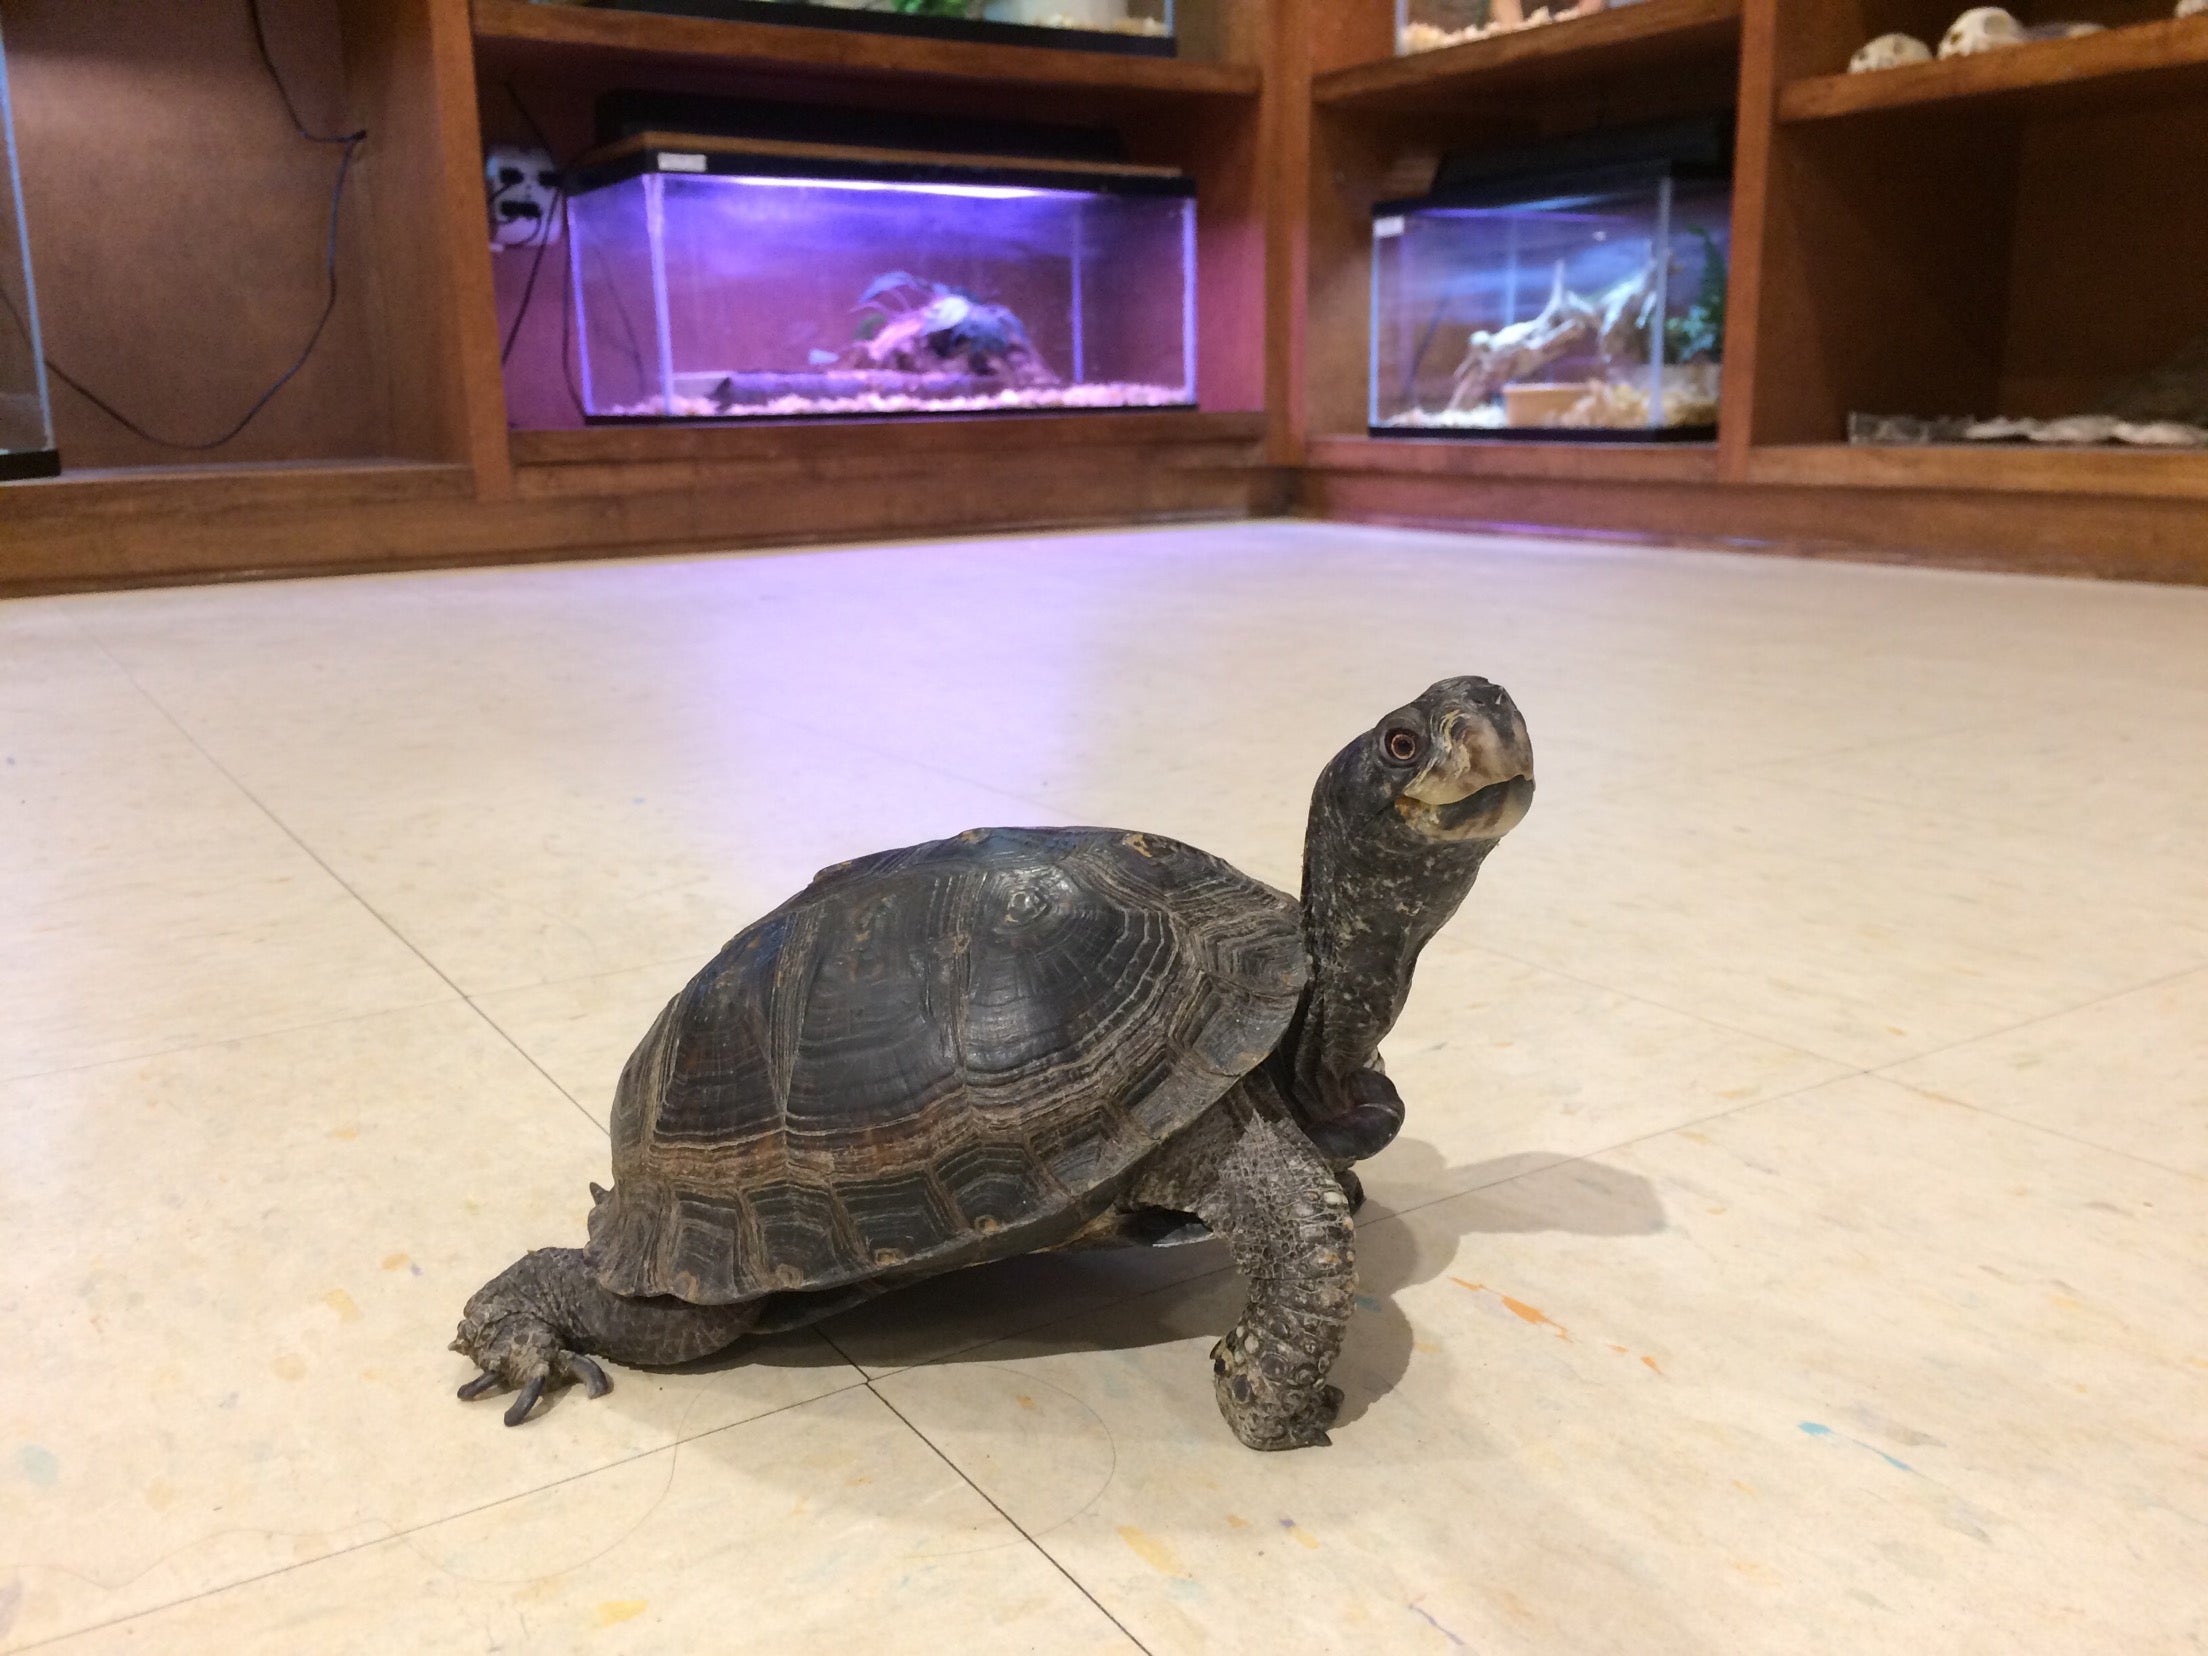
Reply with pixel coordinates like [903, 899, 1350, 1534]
[584, 826, 1305, 1305]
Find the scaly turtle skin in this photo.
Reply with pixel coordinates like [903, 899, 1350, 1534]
[456, 677, 1534, 1449]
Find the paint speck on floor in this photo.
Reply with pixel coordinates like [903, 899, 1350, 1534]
[16, 1446, 59, 1487]
[322, 1289, 362, 1323]
[1118, 1526, 1188, 1578]
[1800, 1421, 1913, 1473]
[1500, 1294, 1571, 1341]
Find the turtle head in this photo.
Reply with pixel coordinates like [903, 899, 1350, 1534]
[1352, 676, 1534, 847]
[1285, 677, 1534, 1160]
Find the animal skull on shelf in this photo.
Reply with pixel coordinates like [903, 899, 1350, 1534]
[1938, 7, 2026, 56]
[1848, 31, 1933, 71]
[485, 144, 560, 252]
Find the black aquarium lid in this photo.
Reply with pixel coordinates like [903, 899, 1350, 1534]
[568, 136, 1195, 198]
[594, 92, 1134, 166]
[583, 0, 1175, 57]
[1378, 116, 1735, 217]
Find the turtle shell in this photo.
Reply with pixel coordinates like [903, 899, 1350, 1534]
[585, 826, 1305, 1304]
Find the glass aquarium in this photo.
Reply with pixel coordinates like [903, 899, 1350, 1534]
[566, 145, 1197, 422]
[1396, 0, 1650, 55]
[0, 14, 57, 480]
[554, 1, 1175, 57]
[1370, 123, 1730, 440]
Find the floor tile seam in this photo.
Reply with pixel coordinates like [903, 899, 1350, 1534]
[864, 1382, 1155, 1656]
[1559, 711, 2030, 805]
[1353, 1063, 1870, 1234]
[1705, 711, 2056, 781]
[463, 995, 604, 1133]
[1867, 959, 2208, 1076]
[0, 1378, 877, 1656]
[1726, 766, 2208, 866]
[0, 990, 465, 1091]
[1434, 938, 1862, 1071]
[79, 631, 614, 1138]
[1875, 1075, 2208, 1186]
[467, 950, 714, 1004]
[844, 1071, 1860, 1383]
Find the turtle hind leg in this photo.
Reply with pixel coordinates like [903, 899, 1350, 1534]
[451, 1247, 760, 1426]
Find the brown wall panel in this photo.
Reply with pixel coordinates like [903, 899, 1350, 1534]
[6, 0, 393, 466]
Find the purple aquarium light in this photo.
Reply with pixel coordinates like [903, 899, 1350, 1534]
[565, 150, 1199, 423]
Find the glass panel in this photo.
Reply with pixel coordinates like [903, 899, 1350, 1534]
[1371, 166, 1729, 439]
[1397, 0, 1650, 56]
[570, 163, 1197, 421]
[0, 15, 58, 479]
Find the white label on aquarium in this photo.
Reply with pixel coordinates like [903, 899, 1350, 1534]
[1373, 215, 1406, 239]
[658, 153, 708, 173]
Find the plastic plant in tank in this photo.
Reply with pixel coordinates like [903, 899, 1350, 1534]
[840, 272, 1059, 385]
[1663, 227, 1727, 365]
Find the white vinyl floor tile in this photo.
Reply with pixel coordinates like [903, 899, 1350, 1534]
[6, 524, 2203, 1653]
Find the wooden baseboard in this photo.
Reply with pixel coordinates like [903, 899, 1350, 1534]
[1, 429, 1284, 595]
[1297, 468, 2208, 586]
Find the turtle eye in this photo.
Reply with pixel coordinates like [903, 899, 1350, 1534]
[1383, 727, 1421, 764]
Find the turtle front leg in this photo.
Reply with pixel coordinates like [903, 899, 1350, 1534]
[452, 1247, 759, 1426]
[1135, 1100, 1356, 1450]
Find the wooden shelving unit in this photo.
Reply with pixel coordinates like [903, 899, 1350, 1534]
[1777, 16, 2208, 124]
[1314, 0, 1742, 113]
[1308, 436, 1720, 486]
[471, 0, 1262, 104]
[1744, 442, 2208, 501]
[5, 0, 2207, 590]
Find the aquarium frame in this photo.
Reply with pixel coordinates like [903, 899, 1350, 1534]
[1369, 118, 1731, 446]
[567, 141, 1196, 201]
[564, 141, 1200, 427]
[578, 0, 1176, 59]
[0, 14, 58, 482]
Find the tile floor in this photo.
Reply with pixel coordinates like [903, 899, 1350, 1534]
[3, 523, 2204, 1653]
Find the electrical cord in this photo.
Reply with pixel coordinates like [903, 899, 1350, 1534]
[496, 82, 592, 417]
[16, 0, 368, 451]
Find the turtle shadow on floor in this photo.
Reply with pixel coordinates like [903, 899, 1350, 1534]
[801, 1141, 1665, 1423]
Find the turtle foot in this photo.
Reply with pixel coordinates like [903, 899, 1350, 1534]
[1209, 1324, 1345, 1451]
[452, 1248, 613, 1427]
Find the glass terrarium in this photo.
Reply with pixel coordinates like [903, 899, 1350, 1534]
[1370, 124, 1731, 440]
[0, 15, 57, 481]
[1396, 0, 1650, 55]
[565, 1, 1175, 57]
[565, 144, 1197, 422]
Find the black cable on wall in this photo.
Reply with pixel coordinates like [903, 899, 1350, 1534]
[0, 0, 368, 452]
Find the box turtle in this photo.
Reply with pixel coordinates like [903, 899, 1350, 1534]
[454, 676, 1533, 1449]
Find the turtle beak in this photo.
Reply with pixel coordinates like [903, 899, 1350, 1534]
[1396, 694, 1534, 842]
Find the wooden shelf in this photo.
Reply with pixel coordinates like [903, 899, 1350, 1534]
[6, 460, 474, 517]
[1313, 0, 1742, 114]
[512, 410, 1267, 499]
[1744, 442, 2208, 501]
[1778, 18, 2208, 125]
[470, 0, 1260, 103]
[1308, 433, 1719, 484]
[514, 408, 1260, 467]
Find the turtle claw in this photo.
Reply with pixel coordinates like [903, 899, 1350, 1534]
[570, 1353, 612, 1399]
[454, 1349, 611, 1426]
[503, 1374, 547, 1427]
